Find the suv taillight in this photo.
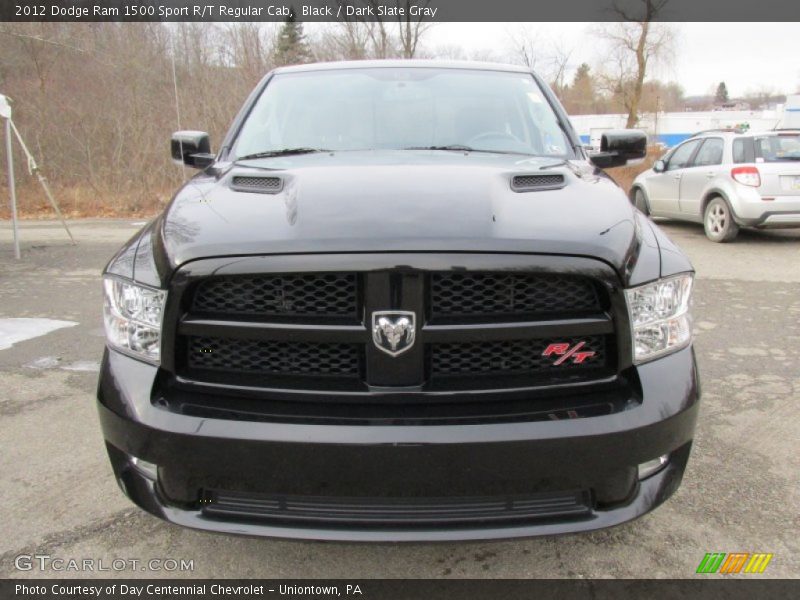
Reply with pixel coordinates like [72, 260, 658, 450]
[731, 166, 760, 187]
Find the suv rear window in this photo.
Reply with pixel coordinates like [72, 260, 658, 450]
[732, 138, 755, 163]
[753, 134, 800, 162]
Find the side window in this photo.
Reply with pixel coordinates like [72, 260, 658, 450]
[693, 138, 724, 167]
[666, 139, 701, 171]
[732, 138, 755, 163]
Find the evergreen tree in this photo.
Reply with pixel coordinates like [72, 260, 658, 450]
[572, 63, 593, 93]
[715, 81, 729, 104]
[568, 63, 596, 114]
[273, 12, 313, 66]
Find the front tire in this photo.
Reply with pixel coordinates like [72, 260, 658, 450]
[633, 188, 650, 215]
[704, 197, 739, 242]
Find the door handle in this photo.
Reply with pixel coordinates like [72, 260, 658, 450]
[672, 173, 682, 179]
[705, 172, 715, 178]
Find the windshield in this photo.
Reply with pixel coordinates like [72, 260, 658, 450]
[754, 134, 800, 162]
[232, 68, 573, 159]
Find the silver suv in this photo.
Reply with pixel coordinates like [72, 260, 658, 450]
[631, 129, 800, 241]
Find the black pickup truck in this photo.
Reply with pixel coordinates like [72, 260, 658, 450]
[98, 60, 699, 541]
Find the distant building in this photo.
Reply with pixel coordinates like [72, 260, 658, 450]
[571, 104, 792, 149]
[784, 95, 800, 129]
[712, 101, 749, 111]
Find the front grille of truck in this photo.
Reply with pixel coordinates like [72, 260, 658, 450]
[184, 334, 606, 383]
[169, 259, 622, 420]
[192, 273, 359, 320]
[430, 272, 599, 320]
[431, 336, 606, 376]
[201, 489, 593, 528]
[188, 336, 362, 377]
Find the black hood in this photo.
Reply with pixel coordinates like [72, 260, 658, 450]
[113, 152, 677, 287]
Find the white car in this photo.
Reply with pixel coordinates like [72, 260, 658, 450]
[631, 129, 800, 241]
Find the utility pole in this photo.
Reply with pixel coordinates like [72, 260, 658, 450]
[1, 93, 75, 258]
[654, 95, 660, 147]
[4, 114, 20, 259]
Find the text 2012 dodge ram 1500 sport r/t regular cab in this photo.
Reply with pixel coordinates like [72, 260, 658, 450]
[97, 61, 700, 541]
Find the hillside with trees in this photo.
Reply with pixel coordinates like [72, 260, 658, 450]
[0, 18, 788, 217]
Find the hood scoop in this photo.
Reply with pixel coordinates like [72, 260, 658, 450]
[230, 174, 284, 194]
[511, 174, 566, 192]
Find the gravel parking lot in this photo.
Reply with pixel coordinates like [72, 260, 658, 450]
[1, 218, 798, 579]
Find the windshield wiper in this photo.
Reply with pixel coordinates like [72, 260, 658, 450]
[404, 145, 535, 156]
[405, 144, 475, 152]
[235, 148, 329, 161]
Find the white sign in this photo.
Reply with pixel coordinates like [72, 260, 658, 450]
[0, 94, 11, 119]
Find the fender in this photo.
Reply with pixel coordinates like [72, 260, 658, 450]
[701, 188, 741, 223]
[629, 184, 652, 214]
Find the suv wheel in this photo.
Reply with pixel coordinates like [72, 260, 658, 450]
[704, 197, 739, 242]
[633, 188, 650, 215]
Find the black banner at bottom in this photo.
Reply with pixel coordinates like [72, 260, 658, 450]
[2, 579, 797, 600]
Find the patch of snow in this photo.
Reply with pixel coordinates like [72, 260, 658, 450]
[0, 318, 78, 351]
[24, 356, 62, 369]
[61, 360, 101, 372]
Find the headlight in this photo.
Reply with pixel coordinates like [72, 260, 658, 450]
[103, 276, 166, 363]
[625, 273, 693, 363]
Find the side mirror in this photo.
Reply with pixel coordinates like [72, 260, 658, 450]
[653, 159, 666, 173]
[171, 131, 214, 169]
[588, 130, 648, 169]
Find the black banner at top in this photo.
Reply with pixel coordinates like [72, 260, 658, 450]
[2, 0, 800, 22]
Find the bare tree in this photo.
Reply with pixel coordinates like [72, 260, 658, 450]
[743, 86, 782, 110]
[323, 21, 374, 59]
[222, 23, 275, 83]
[505, 26, 575, 100]
[546, 40, 574, 98]
[0, 22, 278, 215]
[506, 25, 543, 70]
[594, 0, 675, 127]
[332, 1, 434, 59]
[396, 0, 433, 58]
[337, 2, 393, 58]
[0, 23, 79, 90]
[366, 20, 393, 58]
[425, 43, 468, 61]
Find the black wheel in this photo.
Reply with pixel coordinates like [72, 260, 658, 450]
[704, 197, 739, 242]
[633, 188, 650, 215]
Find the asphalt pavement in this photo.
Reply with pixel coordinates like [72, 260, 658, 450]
[0, 218, 798, 578]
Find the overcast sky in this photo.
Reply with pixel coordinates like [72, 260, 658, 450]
[423, 22, 800, 98]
